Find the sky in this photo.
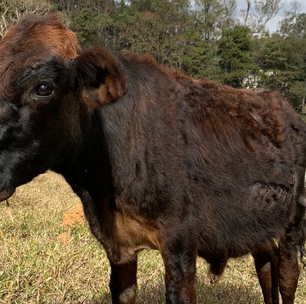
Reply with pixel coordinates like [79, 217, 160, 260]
[236, 0, 306, 32]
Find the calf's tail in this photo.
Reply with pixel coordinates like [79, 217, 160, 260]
[299, 217, 306, 270]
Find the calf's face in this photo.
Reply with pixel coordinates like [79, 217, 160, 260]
[0, 15, 127, 201]
[0, 35, 78, 200]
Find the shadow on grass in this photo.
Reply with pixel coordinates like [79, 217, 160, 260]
[89, 281, 262, 304]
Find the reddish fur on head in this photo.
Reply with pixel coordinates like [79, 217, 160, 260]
[0, 14, 79, 60]
[0, 14, 80, 100]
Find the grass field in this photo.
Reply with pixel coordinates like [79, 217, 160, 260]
[0, 171, 306, 304]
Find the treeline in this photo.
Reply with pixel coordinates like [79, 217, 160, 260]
[1, 0, 306, 110]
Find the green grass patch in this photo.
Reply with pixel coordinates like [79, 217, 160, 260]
[0, 171, 305, 303]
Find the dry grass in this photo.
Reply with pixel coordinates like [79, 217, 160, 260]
[0, 171, 305, 303]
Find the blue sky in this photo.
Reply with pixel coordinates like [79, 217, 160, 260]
[236, 0, 306, 32]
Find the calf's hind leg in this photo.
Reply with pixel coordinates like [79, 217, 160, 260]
[278, 233, 300, 304]
[109, 259, 137, 304]
[252, 244, 279, 304]
[278, 194, 306, 304]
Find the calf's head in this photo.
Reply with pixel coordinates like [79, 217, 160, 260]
[0, 14, 127, 201]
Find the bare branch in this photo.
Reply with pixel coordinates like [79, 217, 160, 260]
[244, 0, 251, 27]
[241, 0, 284, 34]
[0, 0, 53, 39]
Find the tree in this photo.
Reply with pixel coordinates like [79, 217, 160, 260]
[253, 33, 306, 110]
[278, 7, 306, 111]
[70, 8, 102, 46]
[218, 0, 238, 32]
[68, 0, 120, 49]
[193, 0, 223, 41]
[51, 0, 117, 15]
[0, 0, 54, 39]
[118, 0, 191, 69]
[218, 25, 256, 88]
[278, 0, 306, 39]
[184, 0, 237, 80]
[70, 8, 118, 48]
[241, 0, 283, 34]
[278, 1, 302, 36]
[182, 30, 210, 78]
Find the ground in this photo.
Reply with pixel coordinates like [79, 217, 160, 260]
[0, 171, 305, 303]
[58, 203, 86, 245]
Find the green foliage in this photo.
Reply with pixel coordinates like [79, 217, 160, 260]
[254, 34, 288, 72]
[118, 0, 191, 68]
[279, 12, 306, 39]
[70, 8, 101, 46]
[70, 7, 119, 49]
[218, 25, 256, 88]
[253, 32, 306, 110]
[182, 30, 209, 78]
[194, 0, 223, 41]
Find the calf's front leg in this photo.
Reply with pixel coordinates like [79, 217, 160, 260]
[109, 259, 138, 304]
[161, 237, 198, 304]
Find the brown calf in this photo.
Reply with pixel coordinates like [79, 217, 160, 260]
[0, 15, 306, 304]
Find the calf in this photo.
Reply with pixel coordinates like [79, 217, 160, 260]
[0, 15, 306, 304]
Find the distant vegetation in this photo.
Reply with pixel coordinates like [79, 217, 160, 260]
[1, 0, 306, 110]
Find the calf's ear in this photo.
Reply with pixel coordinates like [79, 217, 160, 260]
[73, 46, 127, 108]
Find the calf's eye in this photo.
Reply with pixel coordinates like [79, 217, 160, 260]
[36, 83, 54, 97]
